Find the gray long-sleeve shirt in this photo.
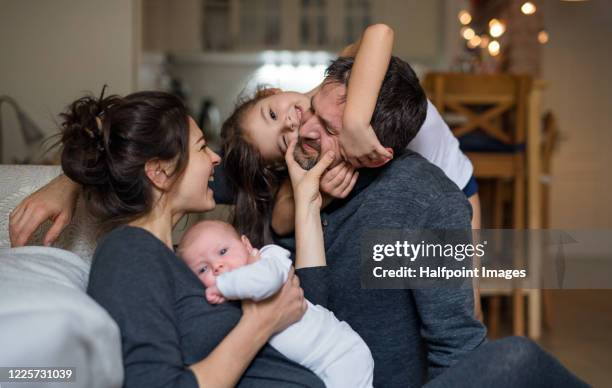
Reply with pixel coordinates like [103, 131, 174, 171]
[280, 150, 487, 387]
[87, 226, 324, 388]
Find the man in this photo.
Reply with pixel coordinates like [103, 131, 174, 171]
[289, 56, 485, 387]
[288, 56, 587, 387]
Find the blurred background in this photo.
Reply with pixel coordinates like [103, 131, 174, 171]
[1, 0, 610, 385]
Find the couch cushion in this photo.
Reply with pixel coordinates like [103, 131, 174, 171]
[0, 246, 123, 388]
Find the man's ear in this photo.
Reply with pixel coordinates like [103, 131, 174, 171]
[360, 148, 394, 168]
[145, 159, 173, 190]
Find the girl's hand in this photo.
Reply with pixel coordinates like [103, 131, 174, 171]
[320, 162, 359, 199]
[284, 139, 336, 209]
[241, 268, 306, 335]
[339, 124, 393, 168]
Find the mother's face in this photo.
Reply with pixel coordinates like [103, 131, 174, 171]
[242, 91, 310, 162]
[171, 117, 221, 213]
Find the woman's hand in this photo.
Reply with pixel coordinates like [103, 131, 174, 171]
[320, 161, 359, 199]
[9, 174, 80, 247]
[339, 124, 392, 168]
[284, 139, 336, 209]
[241, 267, 306, 335]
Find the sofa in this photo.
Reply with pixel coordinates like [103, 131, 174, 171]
[0, 165, 123, 388]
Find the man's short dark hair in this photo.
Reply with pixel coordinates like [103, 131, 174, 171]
[325, 56, 427, 156]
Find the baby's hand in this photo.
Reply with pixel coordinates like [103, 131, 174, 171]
[320, 162, 359, 199]
[205, 285, 226, 305]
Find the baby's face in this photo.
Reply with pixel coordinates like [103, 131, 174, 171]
[181, 223, 251, 288]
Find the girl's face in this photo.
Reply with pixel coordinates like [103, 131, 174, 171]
[242, 91, 311, 162]
[171, 117, 221, 213]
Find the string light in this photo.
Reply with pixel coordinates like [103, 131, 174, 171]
[538, 30, 549, 44]
[489, 19, 506, 38]
[458, 10, 472, 25]
[480, 35, 491, 48]
[521, 2, 537, 15]
[461, 27, 476, 40]
[467, 35, 482, 49]
[488, 40, 501, 56]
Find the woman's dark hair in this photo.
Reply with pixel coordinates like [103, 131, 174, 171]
[60, 89, 190, 231]
[221, 87, 287, 247]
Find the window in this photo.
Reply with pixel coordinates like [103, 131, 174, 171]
[300, 0, 328, 47]
[344, 0, 371, 44]
[239, 0, 281, 48]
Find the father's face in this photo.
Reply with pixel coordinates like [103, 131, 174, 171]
[293, 82, 346, 170]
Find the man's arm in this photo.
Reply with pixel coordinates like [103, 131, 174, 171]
[9, 174, 80, 246]
[216, 245, 292, 301]
[411, 192, 487, 379]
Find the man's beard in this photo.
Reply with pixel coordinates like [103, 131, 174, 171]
[294, 137, 320, 170]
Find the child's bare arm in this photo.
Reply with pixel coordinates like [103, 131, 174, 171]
[271, 180, 296, 236]
[340, 24, 395, 167]
[271, 163, 359, 236]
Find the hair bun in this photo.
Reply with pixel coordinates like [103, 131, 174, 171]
[60, 94, 116, 186]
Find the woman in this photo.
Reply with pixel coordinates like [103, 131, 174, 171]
[51, 89, 335, 387]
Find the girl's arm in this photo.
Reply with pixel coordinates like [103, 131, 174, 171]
[284, 140, 336, 269]
[271, 180, 296, 236]
[271, 163, 358, 236]
[339, 24, 395, 167]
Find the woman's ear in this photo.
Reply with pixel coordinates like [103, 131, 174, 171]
[145, 159, 173, 190]
[241, 235, 254, 253]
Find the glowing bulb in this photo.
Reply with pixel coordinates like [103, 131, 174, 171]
[467, 35, 482, 49]
[461, 27, 475, 40]
[521, 2, 537, 15]
[538, 30, 549, 44]
[489, 19, 506, 38]
[488, 40, 501, 56]
[480, 35, 490, 48]
[458, 10, 472, 25]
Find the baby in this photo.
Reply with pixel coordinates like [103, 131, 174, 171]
[178, 220, 374, 388]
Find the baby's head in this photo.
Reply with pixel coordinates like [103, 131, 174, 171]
[178, 220, 256, 287]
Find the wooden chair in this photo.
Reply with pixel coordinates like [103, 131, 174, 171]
[424, 73, 533, 337]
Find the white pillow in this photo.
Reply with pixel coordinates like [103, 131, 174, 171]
[0, 247, 123, 388]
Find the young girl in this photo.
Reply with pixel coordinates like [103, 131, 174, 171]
[54, 90, 329, 387]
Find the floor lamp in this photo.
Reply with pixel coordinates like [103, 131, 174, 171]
[0, 96, 45, 164]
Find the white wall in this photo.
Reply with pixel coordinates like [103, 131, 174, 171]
[0, 0, 140, 163]
[541, 0, 612, 228]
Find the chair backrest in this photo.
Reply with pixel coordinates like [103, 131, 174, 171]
[424, 73, 532, 147]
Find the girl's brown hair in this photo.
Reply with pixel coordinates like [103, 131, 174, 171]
[221, 87, 287, 247]
[60, 89, 190, 231]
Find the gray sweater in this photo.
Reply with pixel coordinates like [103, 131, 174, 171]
[282, 151, 487, 387]
[88, 226, 324, 388]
